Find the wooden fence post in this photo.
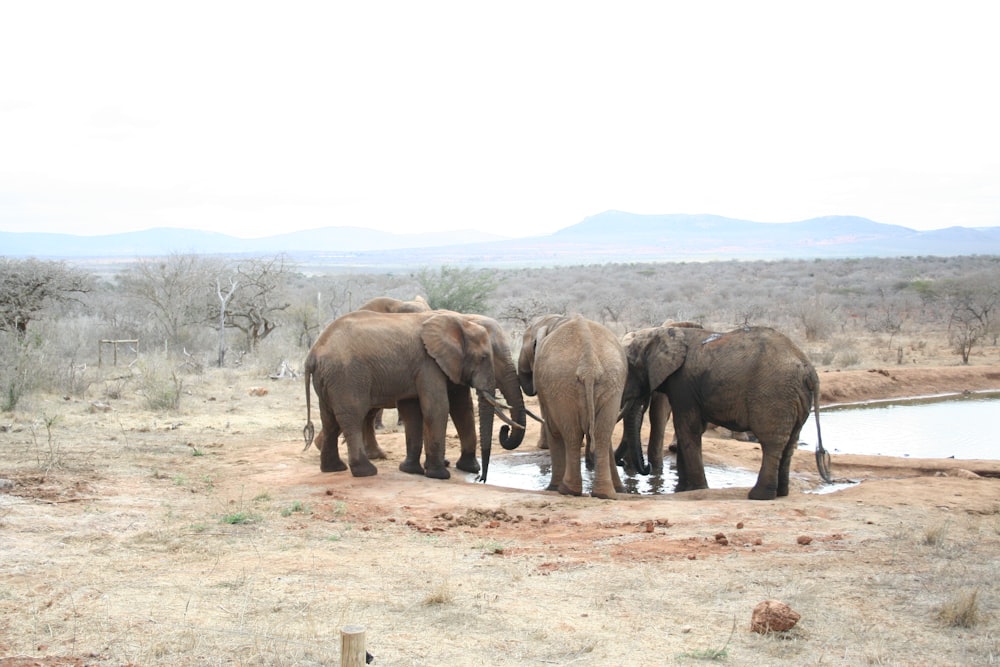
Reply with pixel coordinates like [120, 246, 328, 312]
[340, 624, 367, 666]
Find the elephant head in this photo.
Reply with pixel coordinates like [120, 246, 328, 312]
[517, 314, 569, 397]
[619, 326, 690, 475]
[464, 314, 527, 483]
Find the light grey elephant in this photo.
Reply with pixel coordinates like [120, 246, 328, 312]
[518, 314, 627, 499]
[357, 295, 432, 434]
[618, 325, 828, 500]
[303, 310, 526, 478]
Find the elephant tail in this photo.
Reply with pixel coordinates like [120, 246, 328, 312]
[810, 373, 832, 483]
[302, 358, 316, 452]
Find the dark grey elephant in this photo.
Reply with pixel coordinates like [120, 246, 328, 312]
[618, 325, 827, 500]
[302, 310, 526, 479]
[518, 314, 627, 499]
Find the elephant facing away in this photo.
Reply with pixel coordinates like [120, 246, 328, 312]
[303, 310, 524, 478]
[619, 325, 825, 500]
[518, 314, 627, 500]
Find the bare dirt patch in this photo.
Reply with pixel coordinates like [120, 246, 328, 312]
[2, 362, 1000, 666]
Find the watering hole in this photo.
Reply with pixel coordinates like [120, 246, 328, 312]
[477, 391, 1000, 496]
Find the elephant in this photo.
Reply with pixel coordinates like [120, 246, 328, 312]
[357, 295, 431, 314]
[616, 321, 703, 475]
[356, 295, 432, 433]
[303, 309, 526, 479]
[618, 325, 827, 500]
[518, 314, 628, 500]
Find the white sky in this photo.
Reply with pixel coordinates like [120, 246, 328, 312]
[1, 1, 998, 239]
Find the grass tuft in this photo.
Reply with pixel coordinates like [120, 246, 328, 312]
[937, 589, 983, 628]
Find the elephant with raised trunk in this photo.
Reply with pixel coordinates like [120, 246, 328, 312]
[618, 325, 826, 500]
[518, 314, 627, 500]
[303, 310, 526, 478]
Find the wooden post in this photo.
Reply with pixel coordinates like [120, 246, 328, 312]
[340, 625, 367, 666]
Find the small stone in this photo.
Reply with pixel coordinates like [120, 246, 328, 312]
[797, 535, 813, 545]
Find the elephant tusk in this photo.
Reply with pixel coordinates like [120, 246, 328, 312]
[525, 407, 544, 424]
[493, 406, 525, 430]
[477, 390, 525, 430]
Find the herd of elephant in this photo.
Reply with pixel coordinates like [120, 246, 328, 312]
[302, 296, 831, 501]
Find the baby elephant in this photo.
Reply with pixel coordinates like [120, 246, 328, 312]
[518, 314, 627, 499]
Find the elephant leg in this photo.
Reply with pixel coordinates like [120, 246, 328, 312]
[556, 427, 585, 497]
[318, 411, 347, 473]
[647, 393, 671, 474]
[673, 412, 708, 492]
[419, 397, 451, 480]
[749, 438, 782, 500]
[340, 413, 377, 477]
[397, 399, 425, 475]
[590, 420, 620, 500]
[362, 409, 388, 460]
[544, 424, 569, 493]
[373, 408, 385, 430]
[776, 424, 804, 497]
[448, 384, 480, 474]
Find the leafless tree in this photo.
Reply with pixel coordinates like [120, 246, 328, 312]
[225, 255, 292, 353]
[942, 274, 999, 364]
[0, 258, 93, 335]
[116, 253, 218, 352]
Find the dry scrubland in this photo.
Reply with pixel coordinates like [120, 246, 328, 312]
[1, 256, 1000, 666]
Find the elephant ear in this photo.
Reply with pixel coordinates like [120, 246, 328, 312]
[422, 313, 487, 385]
[517, 315, 565, 392]
[632, 326, 688, 393]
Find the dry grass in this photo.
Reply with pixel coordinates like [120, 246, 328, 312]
[1, 342, 1000, 665]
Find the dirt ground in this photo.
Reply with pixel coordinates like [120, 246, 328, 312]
[2, 361, 1000, 666]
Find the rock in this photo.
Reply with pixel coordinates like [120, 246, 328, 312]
[248, 386, 269, 396]
[751, 600, 801, 633]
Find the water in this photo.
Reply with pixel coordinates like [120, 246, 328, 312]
[804, 391, 1000, 460]
[473, 451, 758, 496]
[479, 391, 1000, 496]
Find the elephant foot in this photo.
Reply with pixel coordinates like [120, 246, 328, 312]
[424, 465, 451, 480]
[455, 453, 480, 473]
[556, 482, 583, 497]
[748, 484, 778, 501]
[591, 488, 617, 500]
[349, 460, 378, 477]
[399, 459, 425, 475]
[320, 458, 348, 473]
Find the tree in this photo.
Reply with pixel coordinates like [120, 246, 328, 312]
[117, 253, 218, 352]
[942, 274, 999, 364]
[416, 265, 500, 313]
[223, 255, 292, 353]
[0, 258, 93, 335]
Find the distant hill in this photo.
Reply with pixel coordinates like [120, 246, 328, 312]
[3, 212, 999, 269]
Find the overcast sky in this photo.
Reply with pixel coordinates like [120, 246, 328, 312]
[2, 1, 997, 239]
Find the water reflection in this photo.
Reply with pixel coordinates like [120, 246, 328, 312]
[476, 450, 758, 496]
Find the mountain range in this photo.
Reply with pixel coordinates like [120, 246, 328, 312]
[3, 212, 999, 269]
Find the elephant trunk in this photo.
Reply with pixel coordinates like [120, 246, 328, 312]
[477, 393, 496, 483]
[623, 397, 651, 475]
[478, 359, 527, 483]
[496, 361, 526, 452]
